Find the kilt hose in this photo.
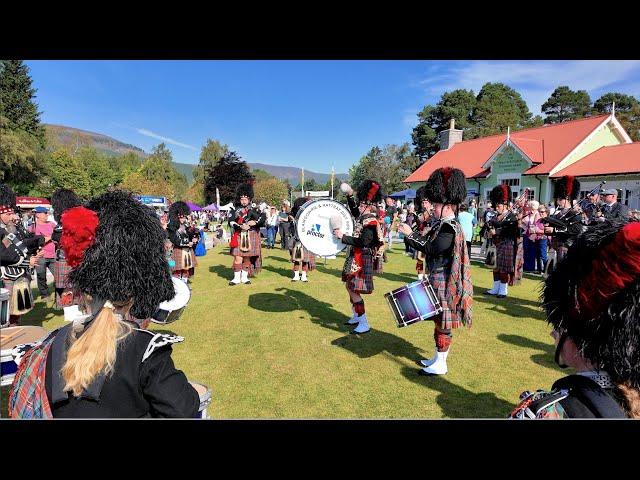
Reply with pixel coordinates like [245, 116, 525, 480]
[230, 229, 262, 276]
[342, 249, 374, 294]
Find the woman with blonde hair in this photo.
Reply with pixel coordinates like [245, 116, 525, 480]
[8, 190, 200, 418]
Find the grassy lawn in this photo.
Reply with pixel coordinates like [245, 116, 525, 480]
[1, 242, 564, 418]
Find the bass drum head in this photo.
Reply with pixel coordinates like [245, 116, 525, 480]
[295, 199, 355, 257]
[151, 277, 191, 324]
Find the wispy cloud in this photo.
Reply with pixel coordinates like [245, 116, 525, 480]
[136, 128, 198, 151]
[415, 60, 640, 115]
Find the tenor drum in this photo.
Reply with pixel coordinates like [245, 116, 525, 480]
[1, 325, 49, 387]
[151, 277, 191, 324]
[189, 381, 212, 419]
[384, 279, 443, 328]
[295, 199, 355, 257]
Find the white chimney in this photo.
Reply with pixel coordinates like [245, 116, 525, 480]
[438, 118, 464, 150]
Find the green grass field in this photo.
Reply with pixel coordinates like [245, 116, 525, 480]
[1, 243, 564, 418]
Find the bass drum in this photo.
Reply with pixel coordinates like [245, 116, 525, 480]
[295, 199, 355, 257]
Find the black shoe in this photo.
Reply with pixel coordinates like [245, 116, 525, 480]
[418, 369, 438, 377]
[483, 291, 497, 296]
[229, 281, 239, 286]
[496, 294, 506, 298]
[243, 281, 251, 285]
[350, 328, 370, 335]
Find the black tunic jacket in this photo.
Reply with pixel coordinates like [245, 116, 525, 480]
[45, 324, 200, 418]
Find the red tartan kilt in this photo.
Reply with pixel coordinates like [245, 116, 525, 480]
[290, 246, 315, 269]
[342, 251, 374, 294]
[428, 269, 463, 330]
[53, 258, 72, 289]
[229, 230, 262, 257]
[494, 239, 515, 274]
[172, 247, 195, 271]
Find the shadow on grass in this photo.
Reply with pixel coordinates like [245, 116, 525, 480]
[497, 334, 561, 372]
[397, 364, 515, 418]
[248, 288, 350, 332]
[19, 296, 59, 328]
[331, 329, 426, 364]
[209, 264, 231, 281]
[472, 286, 545, 320]
[261, 264, 295, 280]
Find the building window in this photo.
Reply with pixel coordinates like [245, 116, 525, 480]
[501, 178, 520, 187]
[526, 189, 535, 201]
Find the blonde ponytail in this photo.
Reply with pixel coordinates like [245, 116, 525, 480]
[62, 304, 132, 397]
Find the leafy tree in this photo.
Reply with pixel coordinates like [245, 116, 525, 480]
[470, 83, 539, 137]
[349, 143, 414, 196]
[254, 177, 289, 206]
[0, 116, 45, 193]
[193, 138, 229, 183]
[252, 168, 276, 182]
[109, 152, 143, 176]
[0, 60, 45, 146]
[123, 143, 188, 201]
[593, 92, 640, 141]
[75, 147, 122, 196]
[204, 151, 254, 205]
[185, 180, 205, 205]
[39, 149, 93, 198]
[542, 86, 591, 124]
[411, 90, 476, 160]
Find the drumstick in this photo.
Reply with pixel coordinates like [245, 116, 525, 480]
[1, 329, 25, 345]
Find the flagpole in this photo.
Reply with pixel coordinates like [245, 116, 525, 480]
[331, 166, 335, 199]
[301, 168, 305, 198]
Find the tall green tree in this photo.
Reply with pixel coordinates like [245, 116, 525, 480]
[349, 143, 415, 196]
[470, 83, 541, 137]
[204, 151, 254, 205]
[0, 60, 45, 145]
[593, 92, 640, 141]
[0, 116, 45, 193]
[193, 138, 229, 183]
[411, 90, 476, 159]
[39, 149, 93, 198]
[542, 86, 592, 124]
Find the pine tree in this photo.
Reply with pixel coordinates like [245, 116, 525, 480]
[542, 86, 591, 124]
[204, 151, 255, 204]
[0, 60, 45, 145]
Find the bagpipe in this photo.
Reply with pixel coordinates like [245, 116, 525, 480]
[484, 188, 529, 268]
[539, 182, 607, 236]
[230, 206, 261, 252]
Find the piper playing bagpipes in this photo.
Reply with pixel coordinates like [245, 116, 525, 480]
[228, 182, 265, 286]
[167, 201, 197, 284]
[0, 182, 46, 325]
[333, 180, 384, 335]
[484, 185, 524, 299]
[413, 186, 435, 281]
[541, 176, 583, 276]
[398, 167, 473, 375]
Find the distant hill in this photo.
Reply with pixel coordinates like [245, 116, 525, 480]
[45, 124, 148, 158]
[248, 163, 348, 185]
[44, 125, 348, 185]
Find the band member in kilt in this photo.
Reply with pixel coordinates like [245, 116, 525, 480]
[8, 190, 200, 418]
[399, 168, 473, 375]
[167, 201, 196, 284]
[288, 196, 315, 282]
[0, 182, 46, 325]
[510, 218, 640, 418]
[50, 188, 82, 310]
[228, 182, 265, 285]
[543, 176, 582, 266]
[413, 186, 434, 281]
[333, 180, 384, 334]
[484, 185, 521, 299]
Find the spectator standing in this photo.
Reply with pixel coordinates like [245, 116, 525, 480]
[266, 206, 279, 248]
[278, 201, 291, 249]
[457, 203, 476, 258]
[31, 206, 55, 300]
[385, 196, 398, 248]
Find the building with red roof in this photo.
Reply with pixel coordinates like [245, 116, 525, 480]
[404, 113, 640, 209]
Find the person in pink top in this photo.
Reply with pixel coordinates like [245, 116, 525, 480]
[31, 206, 55, 300]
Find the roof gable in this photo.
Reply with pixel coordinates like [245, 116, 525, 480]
[551, 142, 640, 177]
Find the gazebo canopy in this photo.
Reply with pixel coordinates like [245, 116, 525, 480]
[186, 201, 202, 211]
[203, 203, 219, 211]
[388, 188, 416, 200]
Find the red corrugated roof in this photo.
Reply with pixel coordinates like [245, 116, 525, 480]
[551, 142, 640, 177]
[404, 114, 611, 183]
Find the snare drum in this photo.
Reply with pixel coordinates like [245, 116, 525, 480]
[384, 279, 443, 328]
[151, 277, 191, 325]
[295, 199, 355, 257]
[1, 325, 49, 387]
[189, 381, 212, 419]
[0, 288, 9, 327]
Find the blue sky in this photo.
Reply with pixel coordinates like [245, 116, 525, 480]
[26, 60, 640, 174]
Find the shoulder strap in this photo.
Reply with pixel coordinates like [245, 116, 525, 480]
[552, 375, 627, 418]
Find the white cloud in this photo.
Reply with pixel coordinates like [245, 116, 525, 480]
[136, 128, 198, 151]
[416, 60, 640, 114]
